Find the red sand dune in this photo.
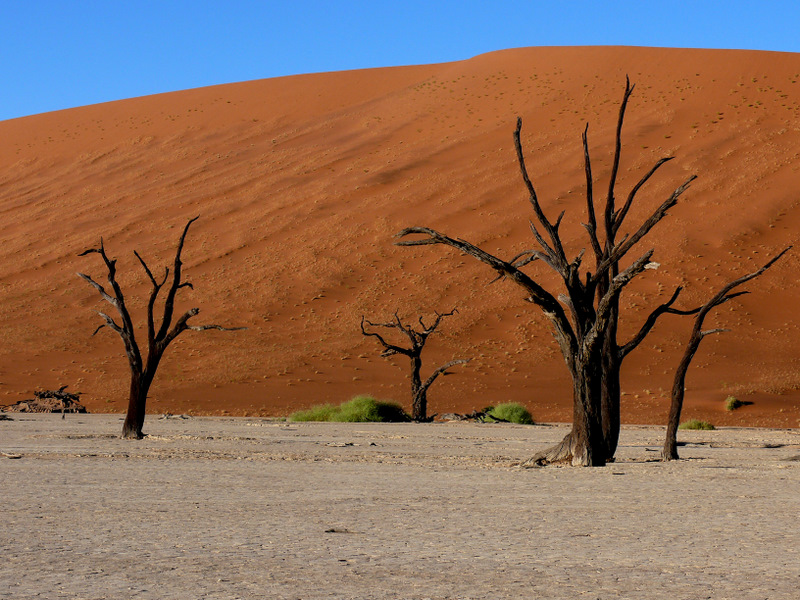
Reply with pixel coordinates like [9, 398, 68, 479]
[1, 46, 799, 427]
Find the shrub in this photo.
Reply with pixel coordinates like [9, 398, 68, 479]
[289, 404, 338, 422]
[289, 395, 410, 423]
[485, 402, 535, 425]
[678, 419, 715, 430]
[724, 396, 744, 411]
[336, 395, 409, 422]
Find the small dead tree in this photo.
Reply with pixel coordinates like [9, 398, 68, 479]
[360, 309, 469, 421]
[662, 248, 789, 460]
[78, 216, 243, 439]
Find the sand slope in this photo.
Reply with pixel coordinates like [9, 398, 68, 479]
[1, 46, 799, 426]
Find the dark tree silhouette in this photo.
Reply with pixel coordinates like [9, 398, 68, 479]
[397, 80, 701, 466]
[662, 248, 789, 460]
[360, 309, 469, 421]
[77, 217, 243, 439]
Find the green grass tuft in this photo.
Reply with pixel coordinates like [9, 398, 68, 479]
[678, 419, 715, 430]
[335, 395, 410, 423]
[724, 396, 744, 411]
[289, 395, 410, 423]
[485, 402, 534, 425]
[288, 404, 338, 422]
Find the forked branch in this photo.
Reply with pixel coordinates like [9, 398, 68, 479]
[593, 175, 696, 283]
[360, 315, 413, 357]
[155, 216, 199, 343]
[418, 358, 471, 400]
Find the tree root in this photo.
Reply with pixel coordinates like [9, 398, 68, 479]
[519, 431, 610, 467]
[519, 433, 574, 467]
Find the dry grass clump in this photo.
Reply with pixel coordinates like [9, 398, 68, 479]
[725, 396, 744, 411]
[679, 419, 715, 430]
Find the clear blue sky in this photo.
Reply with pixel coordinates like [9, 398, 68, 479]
[1, 1, 798, 122]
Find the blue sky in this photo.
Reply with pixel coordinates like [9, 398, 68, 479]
[1, 1, 798, 122]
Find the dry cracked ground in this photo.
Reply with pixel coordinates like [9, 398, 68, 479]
[2, 414, 799, 599]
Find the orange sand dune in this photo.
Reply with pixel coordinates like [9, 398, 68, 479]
[1, 46, 799, 427]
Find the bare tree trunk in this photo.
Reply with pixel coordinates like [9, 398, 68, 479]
[662, 319, 711, 461]
[410, 355, 425, 421]
[524, 355, 606, 467]
[571, 358, 606, 466]
[122, 371, 153, 439]
[600, 306, 621, 460]
[662, 353, 691, 460]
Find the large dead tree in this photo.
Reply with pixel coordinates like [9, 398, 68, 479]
[360, 310, 469, 421]
[397, 80, 698, 466]
[662, 249, 789, 460]
[78, 217, 243, 439]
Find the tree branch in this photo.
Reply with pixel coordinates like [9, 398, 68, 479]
[620, 286, 697, 359]
[700, 328, 729, 337]
[586, 249, 654, 353]
[508, 250, 542, 269]
[156, 216, 199, 343]
[360, 316, 413, 357]
[188, 324, 247, 333]
[605, 76, 634, 238]
[419, 358, 471, 394]
[78, 240, 142, 373]
[594, 175, 696, 282]
[514, 118, 568, 272]
[76, 272, 117, 306]
[395, 226, 578, 358]
[581, 124, 603, 262]
[395, 227, 564, 317]
[134, 251, 167, 348]
[613, 157, 675, 237]
[419, 308, 458, 336]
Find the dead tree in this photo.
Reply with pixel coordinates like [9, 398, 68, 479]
[78, 217, 243, 439]
[397, 80, 697, 466]
[360, 310, 469, 421]
[585, 82, 685, 460]
[662, 249, 789, 460]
